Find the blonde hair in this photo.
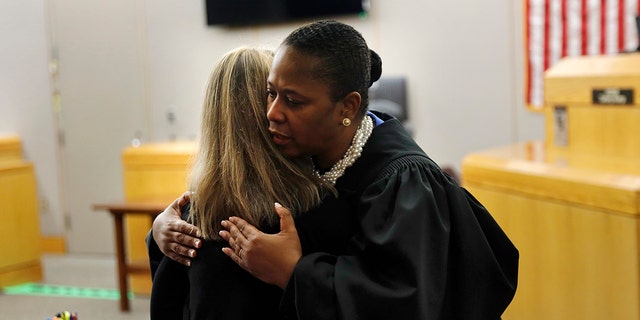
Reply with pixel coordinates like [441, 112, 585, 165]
[188, 47, 323, 240]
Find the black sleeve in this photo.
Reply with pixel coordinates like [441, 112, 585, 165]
[146, 230, 163, 280]
[150, 257, 189, 320]
[146, 202, 192, 280]
[281, 159, 518, 320]
[148, 202, 193, 320]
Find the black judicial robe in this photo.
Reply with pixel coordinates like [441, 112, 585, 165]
[148, 112, 518, 319]
[280, 112, 518, 319]
[149, 208, 283, 320]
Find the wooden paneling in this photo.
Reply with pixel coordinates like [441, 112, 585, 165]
[464, 186, 639, 320]
[462, 142, 640, 319]
[544, 53, 640, 159]
[463, 53, 640, 319]
[544, 53, 640, 105]
[0, 135, 42, 288]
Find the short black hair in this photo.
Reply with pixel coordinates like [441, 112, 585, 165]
[283, 20, 382, 114]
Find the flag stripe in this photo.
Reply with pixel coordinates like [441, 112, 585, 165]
[526, 0, 532, 105]
[619, 0, 625, 51]
[568, 0, 582, 56]
[553, 0, 563, 63]
[601, 0, 606, 53]
[605, 0, 617, 53]
[562, 0, 569, 56]
[582, 0, 588, 54]
[544, 0, 552, 69]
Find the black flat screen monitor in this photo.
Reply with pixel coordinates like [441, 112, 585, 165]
[205, 0, 366, 26]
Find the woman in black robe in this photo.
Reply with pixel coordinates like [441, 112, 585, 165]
[153, 20, 518, 319]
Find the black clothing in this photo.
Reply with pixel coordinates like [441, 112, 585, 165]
[280, 113, 518, 319]
[149, 207, 282, 320]
[148, 112, 518, 320]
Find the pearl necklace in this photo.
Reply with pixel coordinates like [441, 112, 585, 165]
[313, 115, 374, 185]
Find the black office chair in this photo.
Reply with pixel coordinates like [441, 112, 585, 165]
[369, 77, 413, 136]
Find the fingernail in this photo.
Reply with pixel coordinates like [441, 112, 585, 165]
[194, 239, 200, 247]
[275, 202, 282, 207]
[186, 261, 191, 267]
[221, 220, 227, 227]
[189, 250, 195, 258]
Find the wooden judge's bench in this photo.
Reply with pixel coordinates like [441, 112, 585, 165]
[462, 54, 640, 319]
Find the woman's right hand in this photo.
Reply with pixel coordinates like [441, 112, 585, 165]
[152, 191, 202, 266]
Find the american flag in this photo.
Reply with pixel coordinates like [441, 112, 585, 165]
[526, 0, 640, 109]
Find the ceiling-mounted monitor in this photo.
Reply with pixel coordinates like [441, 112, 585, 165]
[205, 0, 368, 27]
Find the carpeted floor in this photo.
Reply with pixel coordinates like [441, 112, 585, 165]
[0, 254, 150, 320]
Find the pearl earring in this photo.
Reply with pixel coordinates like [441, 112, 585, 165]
[342, 118, 352, 127]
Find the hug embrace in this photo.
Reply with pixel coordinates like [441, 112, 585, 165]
[147, 20, 518, 320]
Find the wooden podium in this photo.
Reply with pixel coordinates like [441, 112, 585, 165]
[120, 141, 196, 294]
[0, 135, 42, 288]
[463, 53, 640, 319]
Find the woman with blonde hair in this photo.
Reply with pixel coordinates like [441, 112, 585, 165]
[149, 47, 325, 319]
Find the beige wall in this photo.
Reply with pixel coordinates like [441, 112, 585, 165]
[0, 1, 62, 235]
[0, 0, 543, 253]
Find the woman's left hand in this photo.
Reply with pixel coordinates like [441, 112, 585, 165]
[220, 203, 302, 289]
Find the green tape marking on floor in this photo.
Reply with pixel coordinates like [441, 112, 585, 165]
[1, 283, 134, 300]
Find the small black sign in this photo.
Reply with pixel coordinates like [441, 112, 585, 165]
[592, 88, 634, 105]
